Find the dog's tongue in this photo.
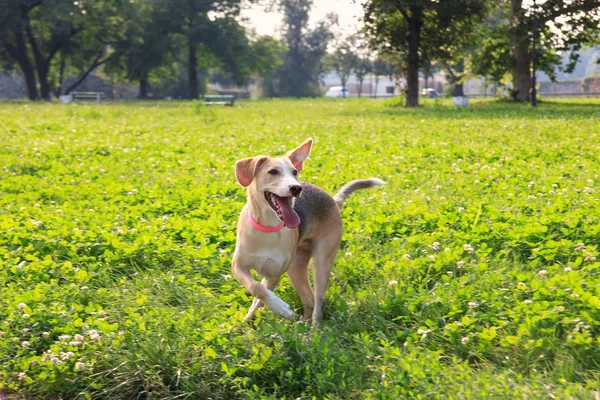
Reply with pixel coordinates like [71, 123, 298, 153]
[274, 195, 300, 229]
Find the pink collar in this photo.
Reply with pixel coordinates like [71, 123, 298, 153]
[249, 214, 285, 232]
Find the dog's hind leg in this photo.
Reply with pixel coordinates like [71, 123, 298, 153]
[311, 240, 340, 325]
[287, 247, 314, 320]
[232, 263, 293, 320]
[243, 277, 280, 322]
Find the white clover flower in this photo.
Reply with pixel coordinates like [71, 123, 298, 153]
[403, 254, 411, 260]
[417, 329, 431, 335]
[58, 335, 71, 341]
[428, 255, 436, 261]
[461, 337, 470, 344]
[564, 267, 572, 272]
[18, 302, 27, 310]
[571, 293, 580, 298]
[388, 280, 398, 287]
[446, 271, 453, 276]
[538, 270, 547, 277]
[431, 242, 441, 251]
[80, 286, 89, 291]
[31, 220, 43, 227]
[575, 243, 586, 252]
[435, 185, 442, 190]
[524, 299, 533, 305]
[456, 261, 465, 269]
[463, 244, 474, 254]
[75, 362, 86, 372]
[74, 334, 84, 341]
[50, 357, 62, 364]
[42, 332, 50, 338]
[69, 341, 82, 347]
[18, 372, 27, 381]
[21, 341, 30, 349]
[22, 314, 30, 319]
[468, 301, 478, 309]
[34, 204, 40, 208]
[87, 330, 98, 336]
[457, 207, 465, 212]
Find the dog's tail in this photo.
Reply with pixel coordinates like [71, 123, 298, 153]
[333, 178, 386, 207]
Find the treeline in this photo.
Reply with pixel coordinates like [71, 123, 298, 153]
[1, 0, 600, 105]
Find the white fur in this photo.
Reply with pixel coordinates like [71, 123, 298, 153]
[263, 289, 294, 319]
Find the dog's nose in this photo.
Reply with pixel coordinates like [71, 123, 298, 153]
[289, 185, 302, 197]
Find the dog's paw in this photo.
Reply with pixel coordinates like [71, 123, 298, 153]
[264, 291, 294, 319]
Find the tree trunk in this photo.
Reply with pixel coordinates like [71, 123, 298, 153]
[511, 45, 531, 101]
[139, 77, 149, 99]
[54, 55, 66, 98]
[374, 77, 379, 98]
[453, 82, 464, 97]
[25, 22, 50, 100]
[509, 0, 530, 101]
[188, 42, 198, 99]
[9, 32, 39, 100]
[405, 13, 422, 107]
[358, 78, 363, 97]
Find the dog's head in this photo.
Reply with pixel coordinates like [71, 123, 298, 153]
[235, 138, 312, 228]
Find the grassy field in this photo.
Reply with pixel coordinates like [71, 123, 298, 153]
[1, 98, 600, 399]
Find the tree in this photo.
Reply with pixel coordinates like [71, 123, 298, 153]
[274, 0, 335, 97]
[154, 0, 252, 99]
[353, 33, 372, 97]
[325, 39, 359, 97]
[0, 0, 130, 100]
[372, 54, 396, 97]
[105, 0, 175, 98]
[494, 1, 600, 101]
[354, 56, 372, 97]
[364, 0, 487, 106]
[247, 35, 286, 97]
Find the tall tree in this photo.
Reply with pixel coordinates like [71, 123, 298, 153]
[364, 0, 487, 106]
[274, 0, 334, 97]
[0, 0, 130, 100]
[326, 39, 359, 96]
[505, 0, 600, 100]
[105, 0, 175, 98]
[154, 0, 252, 99]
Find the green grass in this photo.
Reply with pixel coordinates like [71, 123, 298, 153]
[1, 98, 600, 399]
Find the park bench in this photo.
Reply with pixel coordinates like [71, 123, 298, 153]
[72, 92, 105, 104]
[204, 95, 235, 106]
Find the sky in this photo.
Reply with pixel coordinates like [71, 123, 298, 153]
[241, 0, 365, 38]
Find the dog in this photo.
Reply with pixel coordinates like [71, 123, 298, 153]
[232, 138, 384, 325]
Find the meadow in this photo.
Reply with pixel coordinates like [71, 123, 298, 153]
[1, 98, 600, 399]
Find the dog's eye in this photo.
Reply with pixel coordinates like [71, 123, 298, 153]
[268, 169, 278, 175]
[292, 170, 298, 176]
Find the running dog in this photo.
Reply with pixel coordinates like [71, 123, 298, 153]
[232, 138, 384, 324]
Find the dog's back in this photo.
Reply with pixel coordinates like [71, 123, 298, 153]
[295, 183, 340, 241]
[295, 178, 385, 242]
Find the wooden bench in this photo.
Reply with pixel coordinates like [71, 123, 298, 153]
[204, 95, 235, 106]
[72, 92, 106, 104]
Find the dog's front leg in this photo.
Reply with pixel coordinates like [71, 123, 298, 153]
[243, 277, 281, 322]
[232, 262, 294, 319]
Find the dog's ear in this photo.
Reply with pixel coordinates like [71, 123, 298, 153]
[286, 137, 312, 172]
[235, 156, 267, 187]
